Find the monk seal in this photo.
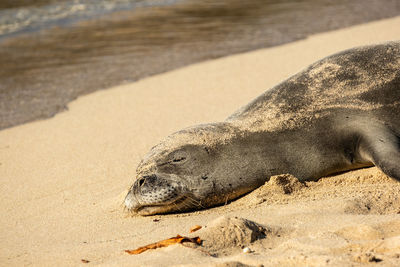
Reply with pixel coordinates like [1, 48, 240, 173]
[124, 42, 400, 215]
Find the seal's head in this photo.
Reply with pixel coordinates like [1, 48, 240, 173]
[124, 123, 253, 215]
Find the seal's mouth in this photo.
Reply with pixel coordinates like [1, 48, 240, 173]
[128, 196, 189, 216]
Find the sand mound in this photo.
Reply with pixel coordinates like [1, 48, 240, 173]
[235, 174, 306, 206]
[192, 216, 266, 256]
[265, 174, 306, 195]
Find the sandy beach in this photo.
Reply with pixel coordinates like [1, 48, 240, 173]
[1, 16, 400, 266]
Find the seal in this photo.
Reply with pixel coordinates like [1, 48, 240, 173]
[124, 42, 400, 215]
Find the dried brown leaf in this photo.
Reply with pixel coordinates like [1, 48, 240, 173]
[125, 235, 201, 255]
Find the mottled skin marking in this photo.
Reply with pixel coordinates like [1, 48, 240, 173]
[125, 42, 400, 215]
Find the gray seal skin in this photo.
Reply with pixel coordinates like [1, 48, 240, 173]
[125, 42, 400, 215]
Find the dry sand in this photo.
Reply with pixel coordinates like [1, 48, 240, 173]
[1, 16, 400, 266]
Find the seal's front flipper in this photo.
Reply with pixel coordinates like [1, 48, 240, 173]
[359, 127, 400, 181]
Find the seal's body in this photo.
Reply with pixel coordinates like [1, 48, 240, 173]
[125, 42, 400, 215]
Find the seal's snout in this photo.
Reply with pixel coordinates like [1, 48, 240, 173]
[124, 173, 186, 215]
[136, 174, 180, 204]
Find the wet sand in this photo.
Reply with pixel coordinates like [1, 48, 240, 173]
[1, 0, 400, 129]
[0, 16, 399, 266]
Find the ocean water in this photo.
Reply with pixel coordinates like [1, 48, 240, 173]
[0, 0, 181, 38]
[0, 0, 399, 129]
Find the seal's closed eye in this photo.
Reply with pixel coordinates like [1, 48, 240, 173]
[157, 150, 189, 167]
[170, 150, 189, 164]
[172, 157, 186, 163]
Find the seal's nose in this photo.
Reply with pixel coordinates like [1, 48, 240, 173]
[137, 177, 145, 187]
